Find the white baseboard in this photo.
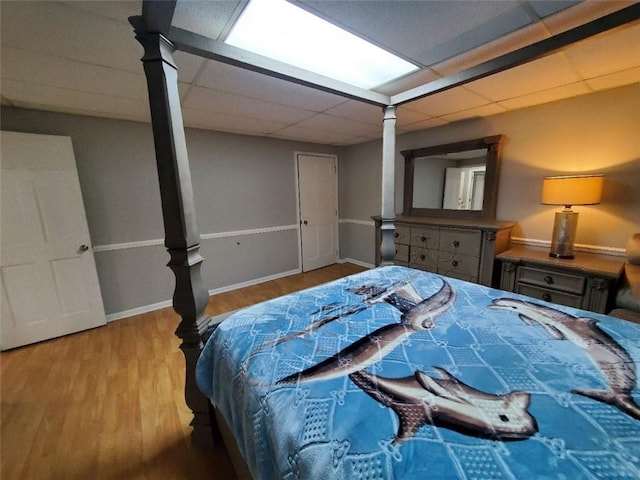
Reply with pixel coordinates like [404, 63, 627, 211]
[105, 268, 301, 322]
[339, 257, 375, 269]
[206, 268, 301, 296]
[106, 299, 173, 322]
[106, 260, 378, 323]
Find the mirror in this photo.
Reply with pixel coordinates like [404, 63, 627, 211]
[402, 135, 503, 219]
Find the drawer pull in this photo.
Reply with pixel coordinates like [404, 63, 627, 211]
[452, 260, 459, 267]
[420, 254, 426, 261]
[395, 232, 399, 238]
[420, 236, 427, 242]
[453, 240, 460, 247]
[543, 275, 554, 284]
[542, 293, 552, 301]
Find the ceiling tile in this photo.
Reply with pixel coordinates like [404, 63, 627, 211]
[431, 23, 549, 76]
[1, 78, 150, 121]
[183, 86, 317, 124]
[1, 46, 148, 101]
[402, 87, 490, 117]
[323, 101, 384, 125]
[299, 1, 534, 66]
[497, 82, 591, 110]
[399, 117, 449, 133]
[195, 60, 346, 112]
[563, 24, 640, 80]
[174, 52, 208, 84]
[440, 103, 508, 122]
[395, 107, 431, 127]
[542, 0, 634, 35]
[0, 1, 143, 74]
[465, 53, 581, 101]
[585, 67, 640, 91]
[173, 0, 244, 40]
[270, 124, 356, 145]
[60, 1, 141, 25]
[527, 1, 581, 19]
[182, 107, 287, 135]
[293, 113, 381, 137]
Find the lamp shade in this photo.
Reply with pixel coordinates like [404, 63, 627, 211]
[541, 174, 604, 207]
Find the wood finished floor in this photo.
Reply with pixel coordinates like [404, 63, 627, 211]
[1, 263, 366, 480]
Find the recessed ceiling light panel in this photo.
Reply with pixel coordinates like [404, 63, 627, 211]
[225, 0, 419, 89]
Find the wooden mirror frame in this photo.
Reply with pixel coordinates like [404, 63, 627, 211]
[402, 135, 503, 219]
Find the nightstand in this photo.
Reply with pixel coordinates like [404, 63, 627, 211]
[497, 246, 624, 314]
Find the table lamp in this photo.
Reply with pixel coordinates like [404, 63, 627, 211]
[541, 174, 603, 259]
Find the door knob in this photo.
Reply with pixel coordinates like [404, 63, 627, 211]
[79, 244, 90, 253]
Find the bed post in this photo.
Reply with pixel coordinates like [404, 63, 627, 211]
[129, 11, 215, 447]
[379, 105, 397, 265]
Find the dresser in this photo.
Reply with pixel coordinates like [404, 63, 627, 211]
[496, 246, 624, 314]
[374, 216, 515, 286]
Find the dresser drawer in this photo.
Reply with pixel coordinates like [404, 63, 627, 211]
[437, 253, 479, 281]
[517, 266, 585, 295]
[409, 247, 438, 271]
[394, 225, 411, 245]
[410, 227, 439, 249]
[439, 228, 482, 257]
[516, 284, 583, 308]
[394, 243, 409, 263]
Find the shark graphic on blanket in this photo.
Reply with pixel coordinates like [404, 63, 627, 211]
[491, 298, 640, 420]
[349, 367, 538, 443]
[277, 279, 455, 384]
[272, 277, 538, 441]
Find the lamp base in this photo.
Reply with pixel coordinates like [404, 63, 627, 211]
[549, 210, 578, 259]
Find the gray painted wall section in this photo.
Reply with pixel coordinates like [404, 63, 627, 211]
[339, 83, 640, 266]
[1, 107, 338, 317]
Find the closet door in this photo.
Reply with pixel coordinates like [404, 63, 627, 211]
[1, 131, 105, 350]
[297, 153, 338, 272]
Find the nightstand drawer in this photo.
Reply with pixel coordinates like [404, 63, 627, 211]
[410, 247, 438, 270]
[517, 284, 583, 309]
[394, 243, 409, 263]
[496, 246, 624, 314]
[394, 225, 410, 245]
[517, 266, 585, 295]
[410, 227, 439, 249]
[437, 253, 479, 281]
[439, 228, 481, 257]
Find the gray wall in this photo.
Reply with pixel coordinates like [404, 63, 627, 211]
[339, 83, 640, 265]
[1, 107, 339, 317]
[5, 83, 638, 316]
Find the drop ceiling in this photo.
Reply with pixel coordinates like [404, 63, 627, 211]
[1, 1, 638, 146]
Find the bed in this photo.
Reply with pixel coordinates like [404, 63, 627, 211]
[196, 265, 640, 479]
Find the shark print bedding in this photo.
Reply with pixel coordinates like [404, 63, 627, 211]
[196, 265, 640, 479]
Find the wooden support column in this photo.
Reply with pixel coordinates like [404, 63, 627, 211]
[379, 105, 397, 265]
[130, 19, 214, 447]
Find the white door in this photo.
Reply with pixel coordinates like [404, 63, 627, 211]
[443, 167, 465, 209]
[297, 153, 338, 272]
[1, 131, 105, 350]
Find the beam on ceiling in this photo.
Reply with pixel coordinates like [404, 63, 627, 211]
[168, 26, 391, 107]
[391, 3, 640, 106]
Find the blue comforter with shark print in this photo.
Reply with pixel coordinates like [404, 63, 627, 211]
[196, 266, 640, 479]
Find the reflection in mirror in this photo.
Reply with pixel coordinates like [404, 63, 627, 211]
[402, 135, 503, 219]
[413, 148, 487, 210]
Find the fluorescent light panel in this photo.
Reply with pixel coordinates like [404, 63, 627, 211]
[225, 0, 419, 89]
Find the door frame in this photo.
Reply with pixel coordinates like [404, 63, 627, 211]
[294, 151, 339, 272]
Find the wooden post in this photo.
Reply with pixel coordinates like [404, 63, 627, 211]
[130, 19, 215, 447]
[380, 105, 397, 265]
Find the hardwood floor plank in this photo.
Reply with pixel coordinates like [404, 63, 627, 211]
[1, 263, 366, 479]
